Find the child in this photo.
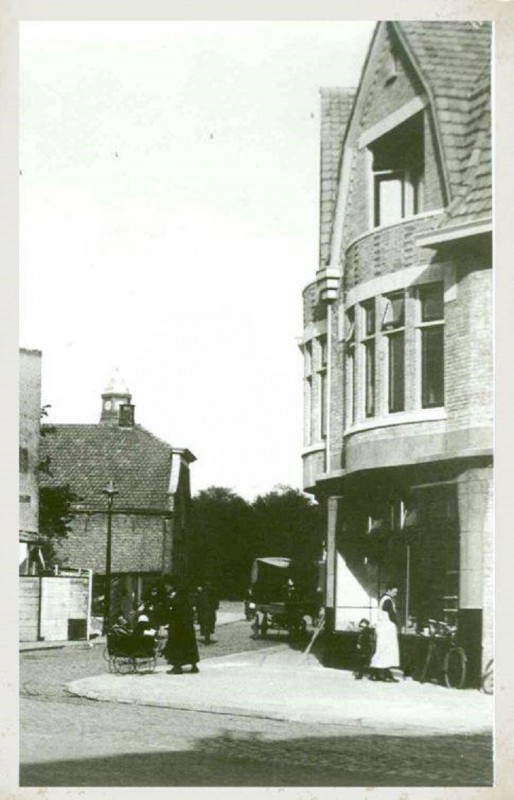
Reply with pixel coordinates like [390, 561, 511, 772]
[111, 615, 131, 636]
[134, 612, 157, 638]
[354, 618, 374, 679]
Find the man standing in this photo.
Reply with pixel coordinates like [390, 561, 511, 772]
[196, 581, 219, 644]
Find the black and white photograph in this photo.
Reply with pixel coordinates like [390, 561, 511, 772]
[15, 8, 500, 792]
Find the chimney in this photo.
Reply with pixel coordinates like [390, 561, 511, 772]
[119, 403, 135, 428]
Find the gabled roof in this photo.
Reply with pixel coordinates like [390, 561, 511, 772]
[40, 423, 181, 511]
[318, 22, 492, 261]
[319, 88, 355, 267]
[395, 21, 492, 225]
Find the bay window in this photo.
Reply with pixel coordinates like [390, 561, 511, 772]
[345, 279, 446, 427]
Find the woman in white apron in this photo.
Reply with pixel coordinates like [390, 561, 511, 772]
[370, 585, 400, 682]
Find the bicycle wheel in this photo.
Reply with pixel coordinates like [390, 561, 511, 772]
[113, 655, 136, 674]
[444, 646, 467, 689]
[419, 641, 434, 684]
[481, 660, 494, 694]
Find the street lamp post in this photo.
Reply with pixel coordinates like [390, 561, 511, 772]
[102, 480, 118, 635]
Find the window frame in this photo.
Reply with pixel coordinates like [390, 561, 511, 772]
[418, 283, 445, 409]
[383, 290, 406, 414]
[345, 307, 356, 426]
[361, 300, 377, 418]
[304, 342, 313, 445]
[369, 112, 424, 228]
[317, 336, 328, 440]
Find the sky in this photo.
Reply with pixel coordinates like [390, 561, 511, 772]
[20, 20, 375, 500]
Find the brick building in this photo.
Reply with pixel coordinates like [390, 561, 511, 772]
[40, 373, 196, 611]
[19, 347, 45, 574]
[300, 22, 492, 684]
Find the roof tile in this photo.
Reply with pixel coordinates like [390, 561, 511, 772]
[40, 423, 178, 510]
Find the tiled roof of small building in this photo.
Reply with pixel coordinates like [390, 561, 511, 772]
[398, 21, 492, 226]
[40, 423, 175, 511]
[319, 88, 355, 266]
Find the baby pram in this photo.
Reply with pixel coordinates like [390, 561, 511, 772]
[104, 631, 159, 674]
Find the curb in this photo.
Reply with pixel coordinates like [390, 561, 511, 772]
[20, 616, 247, 654]
[20, 640, 99, 653]
[64, 681, 492, 736]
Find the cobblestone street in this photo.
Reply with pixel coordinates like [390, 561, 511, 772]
[20, 618, 492, 787]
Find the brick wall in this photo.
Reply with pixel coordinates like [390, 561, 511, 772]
[55, 511, 170, 574]
[303, 281, 326, 327]
[445, 260, 493, 438]
[344, 216, 440, 291]
[358, 24, 423, 132]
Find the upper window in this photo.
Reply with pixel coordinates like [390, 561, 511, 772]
[319, 336, 328, 369]
[362, 300, 376, 418]
[345, 308, 356, 425]
[383, 292, 405, 413]
[318, 336, 328, 439]
[345, 282, 445, 430]
[419, 283, 444, 408]
[371, 113, 424, 227]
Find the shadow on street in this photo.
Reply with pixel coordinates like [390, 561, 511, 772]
[20, 730, 493, 787]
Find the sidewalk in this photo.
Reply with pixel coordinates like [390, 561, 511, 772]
[66, 646, 493, 736]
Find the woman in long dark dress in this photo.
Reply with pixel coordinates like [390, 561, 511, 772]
[162, 587, 200, 674]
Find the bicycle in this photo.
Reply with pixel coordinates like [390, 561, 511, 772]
[419, 621, 467, 689]
[481, 658, 494, 694]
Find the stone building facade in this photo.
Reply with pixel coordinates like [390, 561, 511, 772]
[40, 374, 196, 610]
[301, 22, 492, 684]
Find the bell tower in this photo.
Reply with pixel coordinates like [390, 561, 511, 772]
[100, 368, 132, 425]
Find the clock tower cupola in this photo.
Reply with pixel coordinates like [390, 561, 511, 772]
[100, 368, 133, 426]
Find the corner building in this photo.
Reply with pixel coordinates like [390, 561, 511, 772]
[40, 373, 196, 609]
[301, 22, 492, 685]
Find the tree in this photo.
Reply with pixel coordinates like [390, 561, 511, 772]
[189, 484, 325, 600]
[189, 487, 254, 599]
[38, 407, 81, 568]
[39, 485, 80, 566]
[252, 485, 323, 565]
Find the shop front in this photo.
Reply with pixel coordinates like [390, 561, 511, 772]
[323, 461, 491, 688]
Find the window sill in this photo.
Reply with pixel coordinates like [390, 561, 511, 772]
[344, 407, 446, 436]
[301, 443, 326, 456]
